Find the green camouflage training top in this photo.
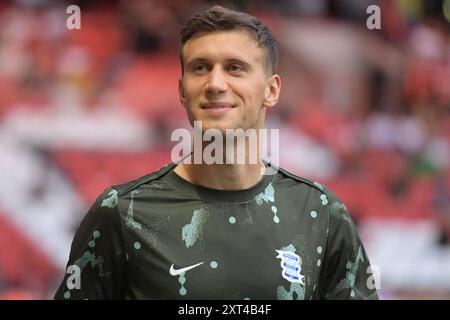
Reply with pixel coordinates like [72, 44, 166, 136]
[54, 162, 378, 300]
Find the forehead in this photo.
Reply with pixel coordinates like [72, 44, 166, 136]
[182, 30, 265, 66]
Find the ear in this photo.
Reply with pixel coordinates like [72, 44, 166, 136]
[179, 78, 186, 108]
[263, 74, 281, 109]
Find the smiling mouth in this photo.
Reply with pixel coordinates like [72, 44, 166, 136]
[200, 102, 235, 110]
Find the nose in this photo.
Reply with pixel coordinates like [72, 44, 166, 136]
[205, 66, 228, 95]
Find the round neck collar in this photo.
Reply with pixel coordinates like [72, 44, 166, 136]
[162, 163, 276, 202]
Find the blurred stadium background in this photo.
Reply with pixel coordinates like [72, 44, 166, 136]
[0, 0, 449, 299]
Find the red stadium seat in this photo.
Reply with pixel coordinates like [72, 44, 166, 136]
[0, 213, 57, 297]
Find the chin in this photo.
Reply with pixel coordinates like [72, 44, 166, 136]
[192, 119, 235, 133]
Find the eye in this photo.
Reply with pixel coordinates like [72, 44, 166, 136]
[192, 64, 208, 74]
[228, 64, 244, 73]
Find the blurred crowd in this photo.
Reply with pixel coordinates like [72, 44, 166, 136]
[0, 0, 449, 299]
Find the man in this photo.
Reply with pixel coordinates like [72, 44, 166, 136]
[54, 6, 378, 300]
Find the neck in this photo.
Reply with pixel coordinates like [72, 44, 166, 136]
[174, 139, 265, 190]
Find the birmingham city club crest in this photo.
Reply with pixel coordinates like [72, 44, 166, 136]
[276, 249, 305, 285]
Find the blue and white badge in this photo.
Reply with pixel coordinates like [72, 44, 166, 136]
[276, 250, 305, 285]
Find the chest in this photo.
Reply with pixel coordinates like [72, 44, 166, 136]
[124, 198, 327, 299]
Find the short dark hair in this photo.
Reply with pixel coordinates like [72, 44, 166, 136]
[179, 5, 278, 75]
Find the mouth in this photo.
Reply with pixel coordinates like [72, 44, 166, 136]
[200, 102, 235, 115]
[200, 102, 235, 110]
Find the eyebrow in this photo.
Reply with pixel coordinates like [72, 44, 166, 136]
[185, 57, 254, 71]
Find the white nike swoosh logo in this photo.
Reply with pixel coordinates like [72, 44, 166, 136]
[169, 262, 204, 276]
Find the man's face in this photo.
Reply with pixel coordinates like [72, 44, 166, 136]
[179, 30, 281, 133]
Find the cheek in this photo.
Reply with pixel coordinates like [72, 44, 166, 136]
[247, 84, 266, 109]
[234, 80, 265, 103]
[182, 78, 203, 100]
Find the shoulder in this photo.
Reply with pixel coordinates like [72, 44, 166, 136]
[274, 164, 329, 194]
[274, 164, 348, 214]
[85, 162, 176, 222]
[87, 161, 175, 214]
[274, 167, 360, 249]
[109, 162, 176, 198]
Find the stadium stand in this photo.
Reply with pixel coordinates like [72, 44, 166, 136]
[0, 0, 449, 299]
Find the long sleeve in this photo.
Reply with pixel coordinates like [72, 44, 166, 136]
[54, 188, 127, 299]
[319, 190, 378, 300]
